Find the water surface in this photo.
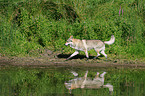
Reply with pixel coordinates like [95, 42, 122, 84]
[0, 66, 145, 96]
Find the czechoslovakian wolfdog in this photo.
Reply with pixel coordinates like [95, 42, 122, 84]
[65, 71, 113, 94]
[65, 35, 115, 60]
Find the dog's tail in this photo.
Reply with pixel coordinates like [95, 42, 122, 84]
[104, 35, 115, 45]
[103, 83, 113, 94]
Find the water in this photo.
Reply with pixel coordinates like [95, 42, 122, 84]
[0, 66, 145, 96]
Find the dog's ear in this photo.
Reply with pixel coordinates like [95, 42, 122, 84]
[70, 35, 73, 39]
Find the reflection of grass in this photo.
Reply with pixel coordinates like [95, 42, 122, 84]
[0, 67, 145, 96]
[0, 0, 145, 61]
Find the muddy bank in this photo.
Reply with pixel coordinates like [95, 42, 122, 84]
[0, 52, 145, 69]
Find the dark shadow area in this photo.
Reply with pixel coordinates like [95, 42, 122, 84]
[38, 38, 45, 47]
[43, 93, 73, 96]
[57, 54, 98, 59]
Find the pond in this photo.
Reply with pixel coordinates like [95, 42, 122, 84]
[0, 66, 145, 96]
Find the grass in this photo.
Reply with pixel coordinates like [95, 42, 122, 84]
[0, 0, 145, 61]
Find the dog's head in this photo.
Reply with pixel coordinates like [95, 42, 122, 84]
[65, 36, 73, 46]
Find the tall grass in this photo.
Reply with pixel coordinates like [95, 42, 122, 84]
[0, 0, 145, 60]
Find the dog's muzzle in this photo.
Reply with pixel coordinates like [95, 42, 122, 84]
[65, 42, 69, 46]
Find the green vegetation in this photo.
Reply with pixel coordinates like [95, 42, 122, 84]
[0, 0, 145, 60]
[0, 67, 145, 96]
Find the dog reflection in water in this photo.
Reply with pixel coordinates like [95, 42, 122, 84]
[65, 71, 113, 94]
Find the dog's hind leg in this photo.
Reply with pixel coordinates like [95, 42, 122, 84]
[93, 50, 100, 59]
[101, 50, 107, 60]
[100, 72, 107, 85]
[93, 72, 100, 80]
[100, 72, 107, 78]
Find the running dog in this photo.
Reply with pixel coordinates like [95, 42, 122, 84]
[65, 35, 115, 60]
[65, 71, 113, 94]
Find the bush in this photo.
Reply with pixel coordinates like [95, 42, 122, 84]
[0, 0, 145, 59]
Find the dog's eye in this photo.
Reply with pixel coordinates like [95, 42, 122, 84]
[67, 39, 72, 42]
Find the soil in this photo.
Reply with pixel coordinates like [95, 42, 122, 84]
[0, 51, 145, 69]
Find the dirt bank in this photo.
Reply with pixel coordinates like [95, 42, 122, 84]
[0, 52, 145, 69]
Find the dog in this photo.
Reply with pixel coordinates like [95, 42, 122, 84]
[64, 71, 113, 94]
[65, 35, 115, 60]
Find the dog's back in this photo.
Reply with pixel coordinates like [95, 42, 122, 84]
[85, 40, 105, 51]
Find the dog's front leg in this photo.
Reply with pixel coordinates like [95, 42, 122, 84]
[81, 71, 88, 88]
[84, 50, 89, 59]
[66, 51, 79, 60]
[82, 40, 89, 60]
